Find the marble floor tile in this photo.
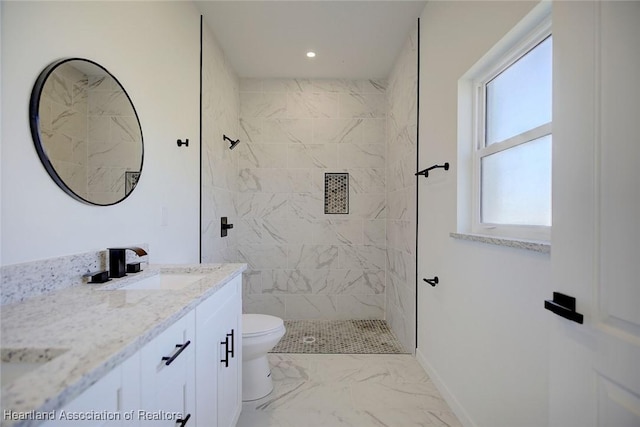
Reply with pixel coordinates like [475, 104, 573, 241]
[245, 381, 353, 412]
[361, 408, 460, 427]
[238, 354, 462, 427]
[268, 353, 314, 383]
[351, 380, 450, 412]
[424, 410, 464, 427]
[237, 408, 462, 427]
[307, 354, 391, 383]
[384, 354, 431, 383]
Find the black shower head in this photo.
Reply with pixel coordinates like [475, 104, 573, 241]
[223, 134, 240, 150]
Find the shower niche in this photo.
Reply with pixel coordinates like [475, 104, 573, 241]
[324, 173, 349, 215]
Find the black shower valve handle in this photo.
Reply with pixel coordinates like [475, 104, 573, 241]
[221, 216, 234, 237]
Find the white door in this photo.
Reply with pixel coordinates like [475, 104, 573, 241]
[550, 2, 640, 426]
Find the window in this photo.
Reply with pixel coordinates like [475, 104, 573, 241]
[468, 16, 552, 241]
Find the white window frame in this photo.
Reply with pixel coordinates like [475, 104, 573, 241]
[469, 15, 552, 242]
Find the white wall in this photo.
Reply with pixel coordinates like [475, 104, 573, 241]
[1, 1, 201, 266]
[416, 2, 551, 427]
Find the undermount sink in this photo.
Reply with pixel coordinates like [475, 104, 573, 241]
[116, 273, 208, 291]
[1, 348, 68, 388]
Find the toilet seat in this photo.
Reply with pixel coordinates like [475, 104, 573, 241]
[243, 314, 284, 338]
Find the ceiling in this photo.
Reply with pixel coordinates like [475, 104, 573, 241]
[196, 1, 427, 79]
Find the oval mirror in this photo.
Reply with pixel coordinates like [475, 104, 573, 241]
[29, 58, 143, 206]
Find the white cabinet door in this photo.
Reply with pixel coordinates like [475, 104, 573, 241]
[195, 276, 242, 427]
[550, 2, 640, 426]
[40, 363, 122, 427]
[216, 279, 242, 427]
[39, 351, 140, 427]
[195, 289, 227, 427]
[120, 351, 141, 427]
[140, 311, 195, 427]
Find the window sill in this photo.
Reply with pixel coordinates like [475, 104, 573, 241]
[449, 232, 550, 254]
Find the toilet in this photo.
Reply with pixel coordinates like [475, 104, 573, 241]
[241, 313, 286, 401]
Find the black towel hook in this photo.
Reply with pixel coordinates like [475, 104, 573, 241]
[416, 162, 449, 178]
[177, 138, 189, 147]
[423, 276, 439, 287]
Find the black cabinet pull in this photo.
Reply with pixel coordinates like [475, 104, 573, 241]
[544, 292, 583, 324]
[228, 329, 235, 358]
[162, 340, 191, 366]
[220, 328, 235, 367]
[220, 336, 230, 367]
[176, 413, 191, 426]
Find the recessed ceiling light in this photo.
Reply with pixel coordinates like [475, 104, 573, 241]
[306, 51, 316, 58]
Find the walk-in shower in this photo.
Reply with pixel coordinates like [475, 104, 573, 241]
[199, 16, 420, 355]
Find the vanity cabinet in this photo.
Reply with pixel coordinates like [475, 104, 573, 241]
[37, 275, 241, 427]
[195, 275, 242, 427]
[139, 310, 195, 426]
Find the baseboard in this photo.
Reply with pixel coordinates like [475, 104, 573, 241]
[415, 348, 478, 427]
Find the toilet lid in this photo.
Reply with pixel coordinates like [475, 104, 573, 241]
[243, 314, 284, 337]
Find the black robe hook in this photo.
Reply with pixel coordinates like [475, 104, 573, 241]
[423, 276, 439, 287]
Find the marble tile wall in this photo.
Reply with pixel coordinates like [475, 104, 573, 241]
[200, 21, 241, 264]
[386, 26, 418, 352]
[39, 64, 90, 199]
[85, 73, 143, 204]
[238, 78, 387, 320]
[38, 63, 143, 205]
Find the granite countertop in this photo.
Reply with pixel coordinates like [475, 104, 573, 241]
[0, 263, 247, 427]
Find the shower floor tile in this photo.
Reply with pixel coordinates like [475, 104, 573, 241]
[270, 320, 409, 354]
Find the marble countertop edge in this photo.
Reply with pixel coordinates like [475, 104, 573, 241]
[0, 263, 247, 427]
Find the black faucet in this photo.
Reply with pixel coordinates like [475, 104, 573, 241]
[108, 246, 148, 278]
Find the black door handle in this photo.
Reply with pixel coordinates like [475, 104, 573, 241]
[544, 292, 583, 324]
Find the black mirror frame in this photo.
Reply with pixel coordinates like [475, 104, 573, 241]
[29, 57, 144, 206]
